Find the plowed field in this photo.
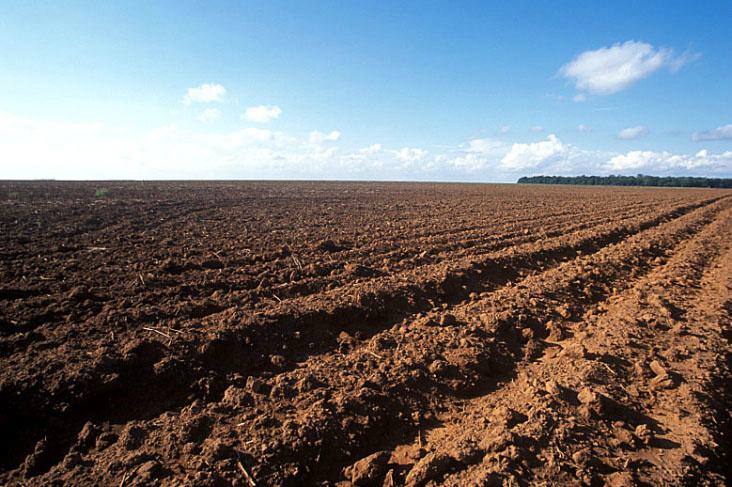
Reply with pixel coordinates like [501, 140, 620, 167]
[1, 181, 730, 487]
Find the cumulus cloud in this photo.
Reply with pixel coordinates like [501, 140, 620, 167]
[2, 110, 730, 182]
[198, 108, 222, 122]
[605, 149, 732, 172]
[359, 144, 382, 153]
[393, 147, 427, 163]
[692, 124, 732, 142]
[182, 83, 227, 105]
[447, 135, 605, 177]
[242, 105, 282, 123]
[309, 130, 341, 144]
[450, 153, 492, 171]
[445, 138, 508, 172]
[578, 124, 593, 133]
[560, 41, 698, 95]
[616, 126, 648, 140]
[500, 134, 569, 170]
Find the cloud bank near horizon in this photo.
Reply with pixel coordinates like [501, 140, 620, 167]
[1, 110, 730, 182]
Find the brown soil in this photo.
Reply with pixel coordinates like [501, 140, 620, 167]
[1, 181, 730, 487]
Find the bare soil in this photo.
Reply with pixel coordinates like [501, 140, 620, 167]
[1, 181, 730, 487]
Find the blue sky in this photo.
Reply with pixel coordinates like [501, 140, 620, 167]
[1, 0, 731, 181]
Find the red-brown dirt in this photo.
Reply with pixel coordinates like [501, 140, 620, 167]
[0, 181, 730, 487]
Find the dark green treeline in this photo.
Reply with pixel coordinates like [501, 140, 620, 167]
[517, 175, 732, 188]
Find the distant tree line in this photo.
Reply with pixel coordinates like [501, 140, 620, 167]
[517, 174, 732, 188]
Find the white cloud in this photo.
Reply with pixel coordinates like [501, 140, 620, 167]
[466, 138, 507, 155]
[134, 126, 292, 166]
[692, 124, 732, 142]
[2, 110, 730, 182]
[359, 143, 382, 153]
[500, 134, 569, 170]
[309, 130, 341, 144]
[0, 111, 129, 179]
[531, 125, 545, 132]
[573, 94, 587, 103]
[616, 126, 648, 140]
[669, 50, 702, 73]
[499, 125, 511, 134]
[198, 108, 222, 122]
[242, 105, 282, 123]
[578, 124, 593, 133]
[0, 110, 104, 135]
[0, 110, 299, 179]
[448, 135, 605, 177]
[450, 153, 491, 171]
[446, 138, 509, 172]
[605, 149, 732, 172]
[182, 83, 227, 105]
[560, 41, 698, 95]
[393, 147, 427, 163]
[605, 151, 657, 170]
